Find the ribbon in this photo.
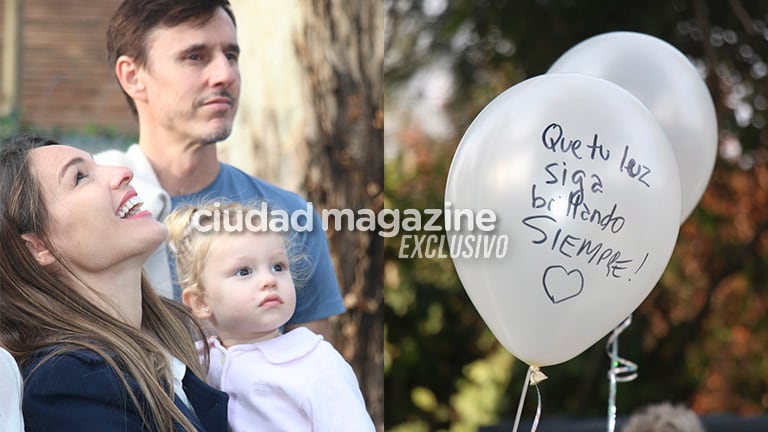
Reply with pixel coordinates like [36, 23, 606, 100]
[606, 314, 638, 432]
[512, 365, 548, 432]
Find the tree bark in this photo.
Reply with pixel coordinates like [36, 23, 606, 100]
[297, 1, 384, 429]
[222, 1, 384, 429]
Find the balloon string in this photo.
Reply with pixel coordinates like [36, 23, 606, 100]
[606, 315, 638, 432]
[512, 367, 531, 432]
[512, 366, 548, 432]
[531, 376, 542, 432]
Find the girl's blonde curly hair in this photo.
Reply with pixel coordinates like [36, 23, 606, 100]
[164, 199, 311, 296]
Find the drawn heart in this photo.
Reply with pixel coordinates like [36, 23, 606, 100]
[543, 266, 584, 304]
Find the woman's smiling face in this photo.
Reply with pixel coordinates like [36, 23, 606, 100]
[28, 144, 167, 274]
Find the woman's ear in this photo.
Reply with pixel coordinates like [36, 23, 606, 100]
[20, 233, 56, 267]
[115, 55, 147, 103]
[182, 287, 213, 319]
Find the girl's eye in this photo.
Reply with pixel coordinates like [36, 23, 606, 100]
[234, 267, 251, 277]
[75, 170, 88, 185]
[272, 263, 286, 272]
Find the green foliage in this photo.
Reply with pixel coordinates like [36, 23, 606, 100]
[0, 110, 22, 143]
[385, 0, 768, 430]
[0, 111, 134, 152]
[385, 145, 522, 430]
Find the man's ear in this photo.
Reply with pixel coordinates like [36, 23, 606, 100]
[115, 55, 147, 102]
[182, 287, 213, 320]
[20, 233, 56, 267]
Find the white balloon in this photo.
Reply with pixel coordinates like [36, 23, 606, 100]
[445, 73, 680, 367]
[548, 31, 717, 222]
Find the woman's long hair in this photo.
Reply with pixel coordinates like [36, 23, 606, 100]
[0, 135, 207, 432]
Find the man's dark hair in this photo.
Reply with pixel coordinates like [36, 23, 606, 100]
[107, 0, 236, 116]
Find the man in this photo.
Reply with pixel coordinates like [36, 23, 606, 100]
[96, 0, 345, 339]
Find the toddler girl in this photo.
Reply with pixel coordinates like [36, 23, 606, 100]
[165, 201, 374, 431]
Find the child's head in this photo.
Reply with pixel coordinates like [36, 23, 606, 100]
[165, 200, 308, 345]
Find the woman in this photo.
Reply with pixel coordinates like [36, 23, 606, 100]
[0, 135, 228, 431]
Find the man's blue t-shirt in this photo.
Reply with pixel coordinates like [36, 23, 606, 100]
[170, 163, 345, 325]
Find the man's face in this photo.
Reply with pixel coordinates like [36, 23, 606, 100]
[138, 7, 241, 145]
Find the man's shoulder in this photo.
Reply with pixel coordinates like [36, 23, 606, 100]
[217, 163, 310, 210]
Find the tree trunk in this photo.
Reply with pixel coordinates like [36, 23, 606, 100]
[222, 1, 384, 429]
[297, 1, 384, 429]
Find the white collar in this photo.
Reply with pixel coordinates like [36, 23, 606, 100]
[169, 355, 192, 409]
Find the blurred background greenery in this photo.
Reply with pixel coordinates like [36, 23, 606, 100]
[384, 0, 768, 430]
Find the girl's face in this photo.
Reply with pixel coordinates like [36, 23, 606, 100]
[199, 231, 297, 346]
[28, 145, 166, 274]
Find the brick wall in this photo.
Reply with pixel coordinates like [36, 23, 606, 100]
[19, 0, 138, 134]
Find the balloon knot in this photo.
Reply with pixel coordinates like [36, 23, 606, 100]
[529, 366, 548, 386]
